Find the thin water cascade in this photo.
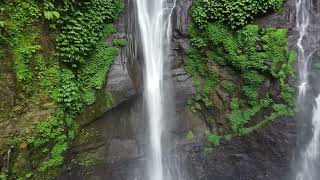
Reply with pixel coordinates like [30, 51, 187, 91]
[296, 0, 310, 103]
[295, 0, 320, 179]
[135, 0, 176, 180]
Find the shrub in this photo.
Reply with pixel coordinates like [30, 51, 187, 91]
[188, 0, 296, 135]
[112, 38, 127, 47]
[222, 81, 236, 93]
[55, 0, 123, 65]
[192, 0, 284, 29]
[208, 133, 220, 146]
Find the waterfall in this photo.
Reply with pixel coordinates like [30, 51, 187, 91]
[295, 0, 320, 179]
[135, 0, 176, 180]
[296, 96, 320, 180]
[296, 0, 310, 104]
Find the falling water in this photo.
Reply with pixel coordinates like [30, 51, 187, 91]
[296, 96, 320, 180]
[295, 0, 320, 179]
[136, 0, 176, 180]
[296, 0, 310, 103]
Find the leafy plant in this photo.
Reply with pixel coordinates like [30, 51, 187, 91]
[43, 1, 60, 20]
[186, 131, 194, 141]
[55, 0, 123, 65]
[112, 38, 127, 47]
[208, 133, 220, 146]
[1, 0, 124, 178]
[188, 0, 296, 136]
[78, 37, 119, 105]
[192, 0, 284, 29]
[0, 21, 6, 28]
[222, 81, 235, 93]
[23, 115, 76, 175]
[56, 69, 82, 115]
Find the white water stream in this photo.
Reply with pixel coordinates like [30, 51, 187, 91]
[296, 96, 320, 180]
[295, 0, 320, 179]
[136, 0, 176, 180]
[296, 0, 310, 103]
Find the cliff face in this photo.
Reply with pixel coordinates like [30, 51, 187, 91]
[2, 0, 317, 179]
[57, 0, 306, 179]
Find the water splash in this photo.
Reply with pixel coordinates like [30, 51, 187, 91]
[296, 95, 320, 180]
[135, 0, 176, 180]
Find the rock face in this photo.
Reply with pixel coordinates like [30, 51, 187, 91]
[59, 0, 301, 179]
[0, 37, 56, 175]
[177, 118, 296, 180]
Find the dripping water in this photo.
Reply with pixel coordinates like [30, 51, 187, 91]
[296, 0, 310, 104]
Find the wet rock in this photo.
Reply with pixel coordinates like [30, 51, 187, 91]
[106, 57, 137, 106]
[77, 0, 143, 125]
[172, 0, 192, 38]
[107, 139, 139, 161]
[172, 67, 196, 107]
[178, 117, 296, 180]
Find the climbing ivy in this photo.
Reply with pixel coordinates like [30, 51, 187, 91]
[112, 38, 127, 47]
[78, 29, 119, 105]
[188, 0, 296, 137]
[192, 0, 284, 29]
[0, 0, 124, 178]
[55, 0, 123, 66]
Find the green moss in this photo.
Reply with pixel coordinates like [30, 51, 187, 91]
[112, 38, 127, 47]
[192, 0, 284, 29]
[185, 131, 194, 141]
[79, 37, 119, 105]
[314, 63, 320, 70]
[224, 134, 232, 141]
[2, 0, 41, 84]
[11, 113, 77, 179]
[55, 0, 123, 65]
[73, 152, 99, 168]
[228, 98, 272, 132]
[0, 174, 6, 180]
[74, 128, 99, 145]
[188, 0, 296, 137]
[1, 0, 124, 178]
[13, 32, 40, 82]
[221, 81, 235, 93]
[185, 48, 218, 108]
[208, 133, 220, 146]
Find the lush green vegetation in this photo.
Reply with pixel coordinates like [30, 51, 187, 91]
[55, 0, 123, 65]
[79, 34, 119, 105]
[208, 133, 220, 146]
[192, 0, 283, 29]
[188, 0, 296, 139]
[73, 152, 99, 168]
[0, 0, 124, 178]
[112, 38, 127, 47]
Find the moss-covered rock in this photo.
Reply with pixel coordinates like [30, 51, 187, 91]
[187, 0, 296, 138]
[0, 0, 124, 178]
